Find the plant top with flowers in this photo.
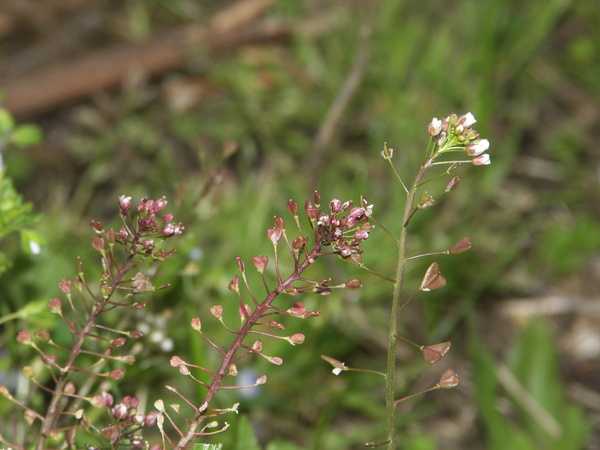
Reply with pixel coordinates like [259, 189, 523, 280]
[1, 112, 490, 449]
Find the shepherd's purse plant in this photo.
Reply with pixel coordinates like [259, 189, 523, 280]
[1, 112, 491, 449]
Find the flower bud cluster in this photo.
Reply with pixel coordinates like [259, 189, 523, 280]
[308, 195, 374, 258]
[97, 396, 158, 447]
[428, 112, 491, 166]
[97, 196, 185, 257]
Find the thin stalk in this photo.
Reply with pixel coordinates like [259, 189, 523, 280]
[36, 253, 136, 449]
[175, 243, 323, 449]
[385, 158, 432, 449]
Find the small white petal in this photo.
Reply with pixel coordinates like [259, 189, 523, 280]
[29, 241, 41, 255]
[472, 154, 491, 166]
[461, 112, 477, 127]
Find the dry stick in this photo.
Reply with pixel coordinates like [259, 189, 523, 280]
[308, 27, 371, 187]
[0, 0, 276, 119]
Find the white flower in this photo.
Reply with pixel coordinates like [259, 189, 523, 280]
[428, 118, 442, 136]
[466, 139, 490, 156]
[472, 154, 491, 166]
[459, 112, 477, 127]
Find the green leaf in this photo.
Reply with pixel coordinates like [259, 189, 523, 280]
[11, 124, 43, 147]
[507, 320, 592, 450]
[0, 108, 14, 134]
[233, 415, 261, 450]
[194, 444, 223, 450]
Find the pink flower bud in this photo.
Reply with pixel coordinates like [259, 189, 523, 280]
[312, 191, 321, 204]
[437, 132, 447, 146]
[145, 411, 159, 427]
[161, 223, 180, 236]
[236, 256, 245, 272]
[90, 220, 103, 233]
[113, 403, 128, 419]
[348, 207, 366, 220]
[142, 240, 154, 250]
[119, 195, 132, 211]
[162, 213, 174, 223]
[274, 216, 285, 228]
[329, 198, 342, 213]
[354, 229, 369, 241]
[92, 392, 114, 408]
[154, 196, 167, 211]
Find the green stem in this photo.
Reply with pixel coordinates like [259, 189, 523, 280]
[385, 157, 432, 449]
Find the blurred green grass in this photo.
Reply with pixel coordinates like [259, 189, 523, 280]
[1, 0, 599, 448]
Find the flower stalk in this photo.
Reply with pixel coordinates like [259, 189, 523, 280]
[383, 112, 489, 448]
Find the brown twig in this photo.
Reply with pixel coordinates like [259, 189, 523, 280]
[0, 0, 276, 118]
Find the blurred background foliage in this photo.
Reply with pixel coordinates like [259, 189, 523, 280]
[0, 0, 599, 448]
